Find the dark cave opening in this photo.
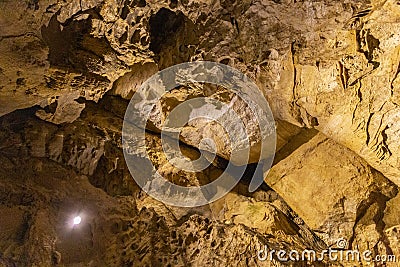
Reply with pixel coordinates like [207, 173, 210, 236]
[149, 8, 186, 55]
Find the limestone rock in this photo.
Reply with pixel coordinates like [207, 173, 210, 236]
[384, 194, 400, 230]
[1, 0, 400, 265]
[256, 0, 400, 186]
[2, 0, 400, 186]
[0, 108, 329, 266]
[35, 92, 85, 124]
[265, 133, 398, 248]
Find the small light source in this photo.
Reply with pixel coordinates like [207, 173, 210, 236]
[73, 216, 82, 225]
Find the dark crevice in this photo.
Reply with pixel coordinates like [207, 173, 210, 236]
[169, 0, 178, 9]
[348, 174, 398, 252]
[41, 10, 113, 73]
[375, 125, 392, 160]
[365, 112, 374, 145]
[356, 29, 381, 68]
[120, 5, 130, 20]
[149, 8, 185, 55]
[148, 7, 200, 67]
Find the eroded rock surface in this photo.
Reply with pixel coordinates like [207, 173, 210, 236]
[266, 133, 398, 258]
[1, 0, 400, 266]
[0, 107, 329, 266]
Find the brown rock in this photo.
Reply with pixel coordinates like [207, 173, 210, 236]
[266, 133, 398, 247]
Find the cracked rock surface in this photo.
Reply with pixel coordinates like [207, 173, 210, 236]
[1, 0, 400, 266]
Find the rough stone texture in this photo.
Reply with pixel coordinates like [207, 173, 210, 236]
[0, 107, 330, 266]
[2, 0, 400, 186]
[145, 83, 273, 165]
[266, 132, 399, 262]
[384, 194, 400, 230]
[35, 92, 86, 124]
[256, 0, 400, 185]
[1, 0, 400, 266]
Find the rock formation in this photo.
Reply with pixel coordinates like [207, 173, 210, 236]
[0, 0, 400, 266]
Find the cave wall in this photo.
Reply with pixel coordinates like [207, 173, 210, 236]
[1, 0, 400, 266]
